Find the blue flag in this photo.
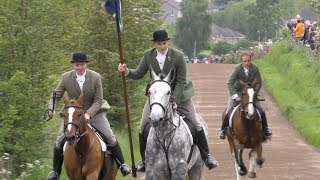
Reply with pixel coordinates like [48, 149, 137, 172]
[103, 0, 122, 33]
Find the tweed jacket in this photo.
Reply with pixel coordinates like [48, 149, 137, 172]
[49, 69, 108, 117]
[227, 63, 262, 97]
[127, 47, 194, 104]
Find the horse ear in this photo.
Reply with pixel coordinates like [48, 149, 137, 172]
[78, 92, 84, 105]
[164, 68, 175, 84]
[63, 92, 69, 105]
[150, 67, 159, 81]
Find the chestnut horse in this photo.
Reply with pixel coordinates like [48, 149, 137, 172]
[62, 93, 118, 180]
[224, 80, 265, 179]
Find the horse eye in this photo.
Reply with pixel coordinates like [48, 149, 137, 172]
[167, 91, 171, 95]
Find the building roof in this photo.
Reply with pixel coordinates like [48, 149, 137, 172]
[300, 6, 319, 22]
[210, 24, 245, 39]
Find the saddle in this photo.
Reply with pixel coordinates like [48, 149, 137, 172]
[63, 124, 109, 155]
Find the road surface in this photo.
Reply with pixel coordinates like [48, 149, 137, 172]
[134, 63, 320, 180]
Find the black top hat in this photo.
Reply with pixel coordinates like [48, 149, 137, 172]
[71, 52, 89, 63]
[152, 30, 171, 42]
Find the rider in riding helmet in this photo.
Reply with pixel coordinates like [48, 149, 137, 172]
[47, 52, 131, 180]
[219, 51, 272, 140]
[118, 30, 218, 172]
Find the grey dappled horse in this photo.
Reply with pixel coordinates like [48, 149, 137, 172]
[145, 69, 206, 180]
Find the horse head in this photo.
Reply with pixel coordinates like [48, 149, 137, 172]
[148, 68, 175, 127]
[239, 79, 258, 120]
[62, 93, 86, 146]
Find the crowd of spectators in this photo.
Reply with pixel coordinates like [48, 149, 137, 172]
[287, 14, 317, 51]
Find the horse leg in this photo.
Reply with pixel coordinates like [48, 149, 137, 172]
[234, 161, 241, 180]
[227, 136, 241, 179]
[102, 154, 118, 180]
[235, 144, 247, 176]
[86, 170, 100, 180]
[254, 144, 264, 168]
[248, 150, 257, 178]
[171, 162, 187, 180]
[187, 156, 204, 180]
[145, 165, 154, 180]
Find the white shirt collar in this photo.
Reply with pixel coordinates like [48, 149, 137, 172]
[76, 70, 86, 82]
[156, 49, 168, 57]
[156, 49, 168, 70]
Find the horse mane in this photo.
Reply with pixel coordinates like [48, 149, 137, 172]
[158, 73, 167, 80]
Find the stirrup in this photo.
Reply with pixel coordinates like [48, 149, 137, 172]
[120, 164, 131, 176]
[136, 160, 145, 173]
[47, 171, 59, 180]
[205, 155, 219, 170]
[219, 130, 226, 139]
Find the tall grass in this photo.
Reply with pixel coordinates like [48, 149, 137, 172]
[255, 37, 320, 148]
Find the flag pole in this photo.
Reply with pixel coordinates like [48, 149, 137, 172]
[117, 32, 137, 177]
[105, 0, 137, 177]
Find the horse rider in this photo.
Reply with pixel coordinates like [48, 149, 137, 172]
[219, 51, 272, 140]
[47, 52, 131, 180]
[118, 30, 218, 172]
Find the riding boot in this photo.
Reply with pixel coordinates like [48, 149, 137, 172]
[47, 147, 63, 180]
[219, 114, 229, 139]
[136, 133, 146, 172]
[260, 111, 272, 139]
[109, 142, 131, 176]
[196, 129, 219, 170]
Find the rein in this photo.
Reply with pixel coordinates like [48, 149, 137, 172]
[149, 79, 179, 177]
[44, 91, 57, 121]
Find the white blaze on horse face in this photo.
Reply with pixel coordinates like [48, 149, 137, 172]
[247, 88, 254, 116]
[67, 107, 75, 131]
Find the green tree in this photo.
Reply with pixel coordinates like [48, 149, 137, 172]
[232, 39, 256, 51]
[174, 0, 213, 58]
[309, 0, 320, 12]
[0, 0, 91, 175]
[212, 41, 233, 55]
[246, 0, 281, 41]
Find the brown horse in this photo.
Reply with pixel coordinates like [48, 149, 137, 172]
[62, 93, 118, 180]
[224, 80, 265, 179]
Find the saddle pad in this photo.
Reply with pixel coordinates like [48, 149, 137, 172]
[183, 117, 197, 143]
[63, 124, 107, 152]
[229, 104, 240, 128]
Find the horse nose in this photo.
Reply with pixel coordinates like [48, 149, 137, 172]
[65, 134, 76, 143]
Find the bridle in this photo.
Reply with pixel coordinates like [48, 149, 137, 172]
[63, 105, 88, 146]
[240, 87, 257, 120]
[148, 79, 180, 176]
[148, 79, 174, 123]
[63, 104, 96, 178]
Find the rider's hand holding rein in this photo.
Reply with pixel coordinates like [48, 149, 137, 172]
[172, 102, 177, 111]
[49, 110, 55, 117]
[118, 63, 129, 75]
[84, 113, 91, 120]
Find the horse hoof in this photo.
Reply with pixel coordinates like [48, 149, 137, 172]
[239, 165, 247, 176]
[248, 172, 256, 178]
[256, 158, 264, 167]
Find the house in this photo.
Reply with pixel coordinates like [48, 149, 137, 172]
[209, 23, 246, 44]
[300, 6, 319, 22]
[162, 0, 182, 25]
